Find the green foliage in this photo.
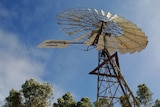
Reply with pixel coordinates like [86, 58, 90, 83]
[94, 97, 113, 107]
[154, 99, 160, 107]
[22, 78, 53, 107]
[53, 93, 93, 107]
[77, 97, 93, 107]
[119, 95, 131, 107]
[136, 84, 153, 107]
[53, 92, 76, 107]
[5, 78, 53, 107]
[5, 89, 23, 107]
[5, 79, 160, 107]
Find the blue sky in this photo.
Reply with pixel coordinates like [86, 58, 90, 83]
[0, 0, 160, 105]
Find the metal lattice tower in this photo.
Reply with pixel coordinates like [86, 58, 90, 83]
[38, 8, 148, 107]
[89, 50, 140, 107]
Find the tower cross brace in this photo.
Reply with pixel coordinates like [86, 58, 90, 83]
[89, 49, 140, 107]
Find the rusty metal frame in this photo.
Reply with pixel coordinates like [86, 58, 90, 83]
[89, 50, 140, 107]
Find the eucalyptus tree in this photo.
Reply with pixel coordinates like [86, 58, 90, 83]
[119, 95, 132, 107]
[154, 99, 160, 107]
[53, 92, 76, 107]
[5, 89, 23, 107]
[5, 78, 53, 107]
[53, 92, 94, 107]
[21, 78, 53, 107]
[136, 84, 153, 107]
[94, 97, 113, 107]
[77, 97, 93, 107]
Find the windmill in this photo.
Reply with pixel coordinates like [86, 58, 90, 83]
[38, 8, 148, 107]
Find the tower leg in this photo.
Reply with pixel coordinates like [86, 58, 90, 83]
[89, 50, 140, 107]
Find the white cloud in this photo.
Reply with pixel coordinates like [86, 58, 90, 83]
[0, 29, 41, 104]
[0, 29, 65, 105]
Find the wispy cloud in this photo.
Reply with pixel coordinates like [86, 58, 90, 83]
[0, 29, 65, 105]
[0, 29, 41, 104]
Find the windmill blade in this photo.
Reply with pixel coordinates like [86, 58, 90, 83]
[97, 34, 105, 50]
[122, 32, 148, 49]
[117, 36, 142, 53]
[110, 14, 119, 22]
[101, 10, 105, 16]
[75, 33, 90, 41]
[122, 28, 145, 37]
[37, 40, 82, 48]
[110, 36, 128, 54]
[107, 12, 112, 19]
[94, 9, 99, 14]
[118, 22, 138, 30]
[105, 36, 116, 53]
[84, 32, 98, 46]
